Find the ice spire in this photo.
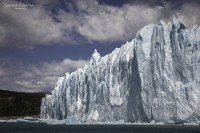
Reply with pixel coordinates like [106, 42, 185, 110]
[172, 15, 181, 29]
[90, 49, 101, 66]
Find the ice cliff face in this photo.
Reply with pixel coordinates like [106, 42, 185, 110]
[41, 17, 200, 123]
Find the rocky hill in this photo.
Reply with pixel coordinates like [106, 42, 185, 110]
[0, 89, 47, 118]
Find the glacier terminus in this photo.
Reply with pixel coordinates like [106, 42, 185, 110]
[40, 16, 200, 124]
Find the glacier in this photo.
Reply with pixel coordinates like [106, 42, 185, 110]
[40, 16, 200, 124]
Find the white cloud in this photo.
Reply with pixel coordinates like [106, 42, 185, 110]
[76, 4, 163, 42]
[0, 2, 65, 48]
[0, 0, 199, 48]
[0, 58, 89, 92]
[2, 0, 200, 48]
[175, 3, 200, 28]
[0, 68, 5, 77]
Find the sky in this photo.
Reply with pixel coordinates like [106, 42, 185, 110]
[0, 0, 200, 92]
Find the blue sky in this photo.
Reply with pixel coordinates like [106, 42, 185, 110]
[0, 42, 123, 63]
[0, 0, 200, 92]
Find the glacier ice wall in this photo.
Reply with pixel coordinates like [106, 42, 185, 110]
[41, 17, 200, 123]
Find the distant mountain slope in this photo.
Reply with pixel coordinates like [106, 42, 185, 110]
[0, 89, 47, 118]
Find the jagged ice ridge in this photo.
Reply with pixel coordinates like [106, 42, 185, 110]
[41, 16, 200, 124]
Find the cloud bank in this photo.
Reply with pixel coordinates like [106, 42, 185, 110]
[0, 0, 200, 48]
[0, 58, 89, 92]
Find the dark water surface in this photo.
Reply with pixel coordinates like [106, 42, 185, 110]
[0, 122, 200, 133]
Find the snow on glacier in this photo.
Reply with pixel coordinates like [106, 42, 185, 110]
[41, 17, 200, 124]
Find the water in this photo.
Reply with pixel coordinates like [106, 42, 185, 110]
[0, 122, 200, 133]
